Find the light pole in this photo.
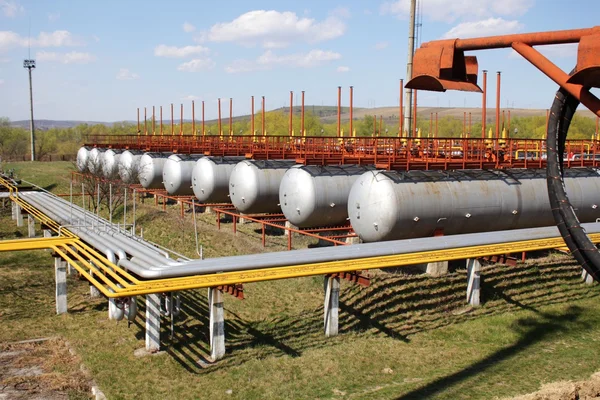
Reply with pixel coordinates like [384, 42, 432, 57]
[23, 58, 36, 161]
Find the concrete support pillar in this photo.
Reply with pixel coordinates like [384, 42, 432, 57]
[27, 215, 36, 238]
[15, 204, 23, 227]
[145, 294, 161, 352]
[345, 236, 360, 245]
[324, 276, 340, 337]
[284, 221, 296, 236]
[54, 257, 68, 315]
[43, 228, 53, 238]
[89, 267, 101, 298]
[238, 214, 248, 224]
[466, 258, 481, 307]
[425, 261, 448, 277]
[582, 269, 595, 285]
[208, 287, 225, 360]
[204, 206, 214, 214]
[11, 201, 16, 220]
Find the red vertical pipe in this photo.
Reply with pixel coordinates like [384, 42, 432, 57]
[218, 98, 222, 136]
[144, 107, 147, 135]
[289, 91, 293, 137]
[229, 97, 233, 136]
[301, 91, 305, 136]
[170, 103, 174, 136]
[337, 86, 341, 137]
[349, 86, 354, 138]
[399, 79, 404, 136]
[192, 101, 196, 136]
[262, 96, 266, 135]
[201, 101, 205, 136]
[160, 106, 163, 135]
[495, 71, 501, 140]
[482, 70, 487, 139]
[412, 89, 418, 137]
[251, 96, 255, 135]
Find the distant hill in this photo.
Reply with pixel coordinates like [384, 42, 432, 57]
[8, 106, 596, 130]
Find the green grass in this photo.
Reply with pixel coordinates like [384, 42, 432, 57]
[2, 161, 600, 399]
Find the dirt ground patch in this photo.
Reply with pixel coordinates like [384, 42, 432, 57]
[508, 371, 600, 400]
[0, 338, 92, 399]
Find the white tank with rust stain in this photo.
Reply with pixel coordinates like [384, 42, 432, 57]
[118, 150, 143, 184]
[279, 164, 374, 228]
[138, 152, 172, 189]
[192, 156, 246, 203]
[229, 160, 297, 214]
[101, 149, 123, 179]
[76, 146, 91, 172]
[162, 154, 204, 195]
[348, 168, 600, 242]
[87, 148, 105, 175]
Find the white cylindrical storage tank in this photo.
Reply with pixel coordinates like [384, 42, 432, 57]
[192, 156, 246, 203]
[87, 148, 105, 175]
[349, 168, 600, 242]
[76, 146, 91, 172]
[162, 154, 204, 195]
[279, 165, 374, 228]
[229, 160, 297, 214]
[138, 152, 172, 189]
[102, 149, 123, 179]
[118, 150, 143, 184]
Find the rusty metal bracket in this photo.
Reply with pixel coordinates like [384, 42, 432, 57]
[328, 271, 370, 287]
[479, 254, 518, 267]
[567, 33, 600, 88]
[217, 284, 244, 300]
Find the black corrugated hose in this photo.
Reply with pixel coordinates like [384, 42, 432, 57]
[546, 84, 600, 281]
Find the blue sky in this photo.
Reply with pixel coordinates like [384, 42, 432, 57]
[0, 0, 598, 122]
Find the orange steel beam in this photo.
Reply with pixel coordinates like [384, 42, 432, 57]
[192, 101, 195, 136]
[511, 42, 600, 116]
[482, 70, 487, 139]
[229, 97, 233, 136]
[349, 86, 353, 138]
[301, 90, 305, 136]
[451, 26, 600, 51]
[262, 96, 266, 136]
[399, 79, 404, 137]
[496, 71, 501, 139]
[337, 86, 341, 137]
[218, 98, 222, 136]
[251, 96, 255, 135]
[170, 103, 174, 136]
[289, 91, 293, 137]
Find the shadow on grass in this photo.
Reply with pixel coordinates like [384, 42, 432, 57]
[396, 305, 587, 399]
[126, 255, 599, 375]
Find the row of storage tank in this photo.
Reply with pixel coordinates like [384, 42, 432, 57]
[77, 146, 600, 243]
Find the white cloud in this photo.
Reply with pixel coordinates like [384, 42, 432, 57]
[177, 58, 216, 72]
[92, 35, 100, 43]
[226, 49, 341, 73]
[48, 12, 60, 22]
[182, 94, 199, 101]
[183, 22, 196, 33]
[337, 66, 350, 72]
[154, 44, 209, 58]
[381, 0, 534, 23]
[330, 7, 351, 18]
[0, 79, 4, 85]
[1, 0, 24, 17]
[116, 68, 140, 80]
[201, 10, 346, 48]
[443, 18, 523, 39]
[374, 41, 389, 50]
[0, 30, 84, 52]
[36, 51, 96, 64]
